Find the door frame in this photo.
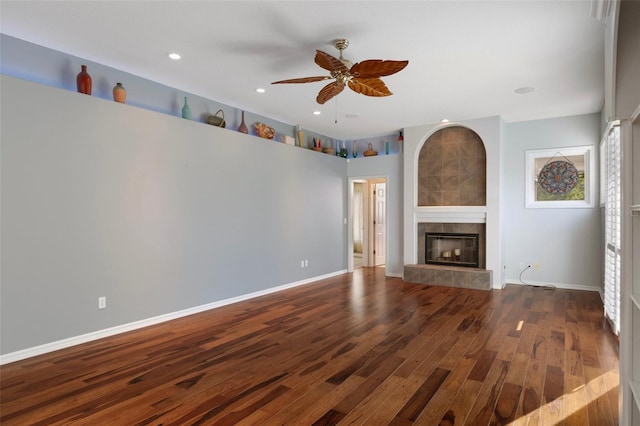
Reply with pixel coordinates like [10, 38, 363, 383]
[348, 175, 389, 273]
[370, 179, 387, 267]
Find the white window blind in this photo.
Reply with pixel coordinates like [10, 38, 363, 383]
[604, 124, 621, 334]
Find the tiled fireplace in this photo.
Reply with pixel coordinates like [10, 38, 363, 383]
[405, 221, 491, 290]
[418, 222, 486, 269]
[403, 123, 499, 291]
[425, 232, 479, 268]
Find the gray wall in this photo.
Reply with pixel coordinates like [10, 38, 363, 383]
[1, 75, 347, 354]
[503, 113, 602, 288]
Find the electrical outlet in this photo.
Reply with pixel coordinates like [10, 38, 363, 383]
[98, 296, 106, 309]
[304, 260, 309, 267]
[519, 262, 525, 269]
[300, 260, 304, 268]
[533, 263, 539, 270]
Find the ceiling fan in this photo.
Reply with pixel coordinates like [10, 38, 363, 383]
[271, 39, 409, 104]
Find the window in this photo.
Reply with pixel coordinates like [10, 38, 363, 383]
[603, 123, 620, 334]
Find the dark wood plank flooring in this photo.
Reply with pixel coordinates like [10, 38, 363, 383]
[0, 267, 619, 425]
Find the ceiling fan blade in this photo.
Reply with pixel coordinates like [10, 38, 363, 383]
[272, 76, 331, 84]
[315, 50, 349, 73]
[348, 78, 393, 97]
[350, 59, 409, 78]
[317, 81, 345, 104]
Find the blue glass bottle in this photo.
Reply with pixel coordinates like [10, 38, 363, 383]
[181, 96, 191, 119]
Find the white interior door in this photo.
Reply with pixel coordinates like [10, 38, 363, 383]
[373, 182, 386, 266]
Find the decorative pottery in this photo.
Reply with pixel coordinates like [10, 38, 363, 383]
[312, 137, 322, 151]
[254, 122, 275, 139]
[76, 65, 92, 95]
[281, 135, 295, 145]
[363, 143, 378, 157]
[181, 96, 191, 119]
[112, 82, 126, 103]
[323, 147, 336, 155]
[237, 111, 248, 133]
[337, 141, 347, 157]
[206, 109, 226, 127]
[385, 141, 390, 155]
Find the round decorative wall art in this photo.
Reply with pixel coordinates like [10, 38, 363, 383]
[538, 160, 579, 194]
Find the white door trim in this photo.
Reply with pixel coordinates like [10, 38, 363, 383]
[347, 176, 389, 273]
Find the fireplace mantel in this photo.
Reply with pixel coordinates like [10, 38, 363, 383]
[414, 208, 486, 224]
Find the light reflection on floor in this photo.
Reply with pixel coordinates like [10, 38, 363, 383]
[507, 370, 619, 425]
[349, 270, 366, 324]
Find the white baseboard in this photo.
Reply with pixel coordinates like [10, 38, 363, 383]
[503, 279, 600, 292]
[0, 270, 347, 365]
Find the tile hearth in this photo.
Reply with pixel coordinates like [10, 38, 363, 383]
[403, 263, 492, 291]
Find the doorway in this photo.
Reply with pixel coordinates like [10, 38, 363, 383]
[349, 177, 387, 271]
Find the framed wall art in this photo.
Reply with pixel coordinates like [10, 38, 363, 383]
[525, 145, 595, 208]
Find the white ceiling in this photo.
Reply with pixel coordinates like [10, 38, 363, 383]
[1, 1, 605, 139]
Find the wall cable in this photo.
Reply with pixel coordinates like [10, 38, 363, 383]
[519, 265, 556, 290]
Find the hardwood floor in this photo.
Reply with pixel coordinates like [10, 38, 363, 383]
[0, 268, 619, 425]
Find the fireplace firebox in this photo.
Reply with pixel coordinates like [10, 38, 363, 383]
[425, 232, 479, 268]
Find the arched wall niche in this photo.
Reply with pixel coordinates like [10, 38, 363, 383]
[417, 125, 487, 206]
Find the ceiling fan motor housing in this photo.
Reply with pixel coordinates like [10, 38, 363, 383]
[334, 38, 353, 68]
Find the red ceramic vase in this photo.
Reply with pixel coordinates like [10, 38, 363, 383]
[76, 65, 92, 95]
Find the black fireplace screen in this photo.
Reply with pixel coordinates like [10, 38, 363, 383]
[425, 232, 479, 268]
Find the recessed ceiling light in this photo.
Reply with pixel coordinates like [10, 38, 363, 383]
[313, 111, 321, 116]
[255, 88, 265, 93]
[441, 118, 450, 123]
[168, 53, 181, 60]
[515, 87, 535, 94]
